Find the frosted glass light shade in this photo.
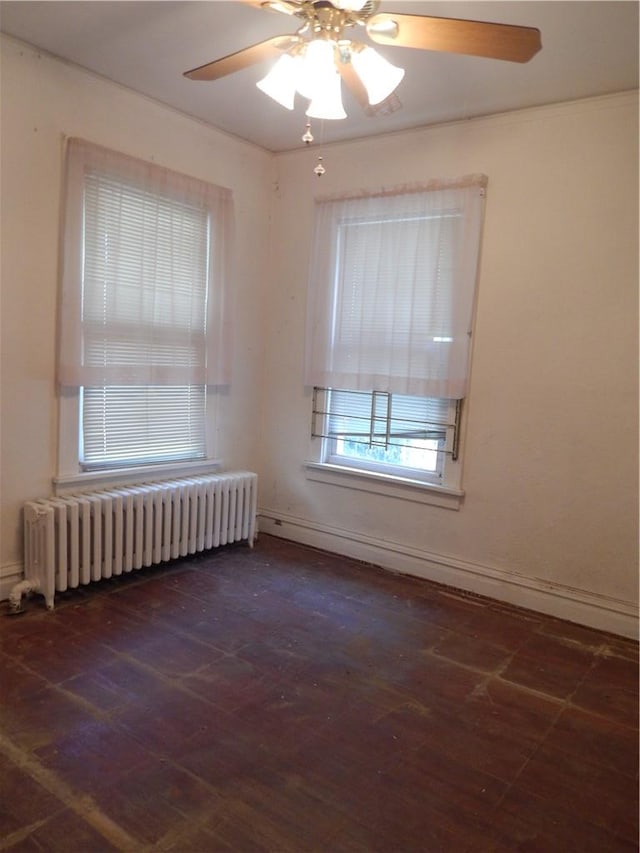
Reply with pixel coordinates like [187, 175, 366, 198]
[351, 46, 405, 105]
[306, 65, 347, 120]
[297, 39, 336, 102]
[333, 0, 368, 9]
[294, 39, 346, 120]
[256, 54, 298, 109]
[294, 51, 314, 101]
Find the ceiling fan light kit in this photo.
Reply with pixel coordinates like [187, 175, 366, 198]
[185, 0, 542, 134]
[257, 36, 378, 119]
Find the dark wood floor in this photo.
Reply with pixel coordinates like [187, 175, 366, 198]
[1, 534, 638, 852]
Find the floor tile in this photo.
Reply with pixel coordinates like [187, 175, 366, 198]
[123, 629, 225, 677]
[206, 765, 342, 852]
[65, 655, 172, 711]
[0, 655, 49, 701]
[60, 600, 162, 653]
[571, 651, 639, 726]
[544, 704, 638, 777]
[432, 630, 513, 671]
[413, 706, 542, 783]
[390, 648, 488, 710]
[493, 785, 639, 853]
[179, 654, 275, 712]
[459, 675, 561, 735]
[358, 748, 508, 842]
[34, 719, 151, 795]
[8, 635, 118, 686]
[96, 758, 221, 845]
[536, 616, 613, 649]
[500, 632, 595, 699]
[0, 686, 102, 752]
[0, 758, 63, 838]
[459, 602, 542, 650]
[161, 825, 230, 852]
[14, 807, 120, 852]
[186, 608, 269, 653]
[516, 742, 639, 842]
[114, 686, 231, 758]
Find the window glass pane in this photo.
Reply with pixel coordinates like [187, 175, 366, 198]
[325, 389, 449, 476]
[336, 436, 441, 474]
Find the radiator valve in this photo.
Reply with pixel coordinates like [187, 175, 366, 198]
[8, 579, 40, 615]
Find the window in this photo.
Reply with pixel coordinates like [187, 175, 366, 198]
[57, 139, 232, 475]
[305, 177, 485, 492]
[312, 388, 460, 485]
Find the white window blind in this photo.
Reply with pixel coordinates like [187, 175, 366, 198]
[58, 139, 233, 470]
[81, 170, 210, 382]
[82, 386, 206, 468]
[305, 177, 486, 399]
[59, 138, 233, 388]
[324, 389, 452, 446]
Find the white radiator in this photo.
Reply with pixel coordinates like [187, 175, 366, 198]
[21, 471, 257, 610]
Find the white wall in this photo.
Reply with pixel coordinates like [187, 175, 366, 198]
[0, 36, 274, 594]
[259, 92, 639, 637]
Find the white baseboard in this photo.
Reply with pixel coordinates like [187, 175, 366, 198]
[257, 508, 638, 640]
[0, 562, 23, 603]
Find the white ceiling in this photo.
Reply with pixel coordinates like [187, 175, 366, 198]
[0, 1, 637, 152]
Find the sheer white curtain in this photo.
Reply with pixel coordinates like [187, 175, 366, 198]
[304, 176, 486, 399]
[58, 138, 234, 388]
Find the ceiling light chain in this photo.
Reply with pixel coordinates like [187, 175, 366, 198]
[303, 119, 327, 177]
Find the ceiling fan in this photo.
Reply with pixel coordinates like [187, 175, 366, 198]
[184, 0, 542, 120]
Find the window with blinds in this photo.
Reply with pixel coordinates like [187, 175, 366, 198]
[305, 177, 485, 487]
[79, 166, 210, 469]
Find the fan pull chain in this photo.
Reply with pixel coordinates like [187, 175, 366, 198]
[301, 120, 326, 176]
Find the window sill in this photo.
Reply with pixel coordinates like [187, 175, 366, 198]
[54, 458, 222, 496]
[304, 462, 464, 510]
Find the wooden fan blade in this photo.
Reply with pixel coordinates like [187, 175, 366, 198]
[367, 13, 542, 63]
[184, 35, 299, 81]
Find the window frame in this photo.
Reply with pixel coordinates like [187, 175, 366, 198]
[57, 382, 220, 487]
[304, 178, 485, 506]
[311, 386, 462, 488]
[307, 391, 465, 509]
